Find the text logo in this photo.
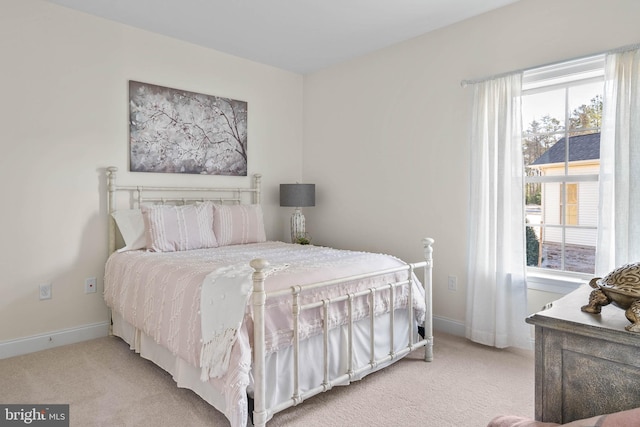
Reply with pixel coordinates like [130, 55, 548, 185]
[0, 405, 68, 426]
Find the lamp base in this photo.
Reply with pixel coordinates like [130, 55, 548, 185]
[290, 208, 306, 243]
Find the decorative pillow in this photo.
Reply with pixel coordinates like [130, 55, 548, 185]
[487, 415, 559, 427]
[111, 209, 146, 252]
[142, 204, 218, 252]
[487, 407, 640, 427]
[212, 204, 266, 246]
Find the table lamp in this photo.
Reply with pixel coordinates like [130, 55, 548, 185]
[280, 183, 315, 243]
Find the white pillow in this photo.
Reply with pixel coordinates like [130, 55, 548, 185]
[142, 204, 218, 252]
[212, 204, 266, 246]
[111, 209, 146, 252]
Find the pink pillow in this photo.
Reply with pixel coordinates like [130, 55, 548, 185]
[212, 204, 266, 246]
[141, 204, 218, 252]
[487, 407, 640, 427]
[487, 415, 559, 427]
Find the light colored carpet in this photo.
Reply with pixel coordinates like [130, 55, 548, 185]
[0, 331, 534, 426]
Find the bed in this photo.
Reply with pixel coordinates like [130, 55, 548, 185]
[104, 166, 434, 427]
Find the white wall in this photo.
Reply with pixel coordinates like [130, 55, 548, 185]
[0, 0, 303, 345]
[302, 0, 640, 330]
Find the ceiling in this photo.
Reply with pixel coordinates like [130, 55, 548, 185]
[47, 0, 521, 74]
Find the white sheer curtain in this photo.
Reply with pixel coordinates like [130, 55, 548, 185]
[465, 73, 530, 349]
[595, 47, 640, 275]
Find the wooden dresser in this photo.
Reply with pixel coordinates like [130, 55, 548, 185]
[526, 285, 640, 423]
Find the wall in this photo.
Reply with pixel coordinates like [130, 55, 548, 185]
[0, 0, 303, 349]
[302, 0, 640, 333]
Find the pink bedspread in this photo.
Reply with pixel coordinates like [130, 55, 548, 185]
[104, 241, 425, 426]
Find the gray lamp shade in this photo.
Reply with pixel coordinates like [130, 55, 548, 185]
[280, 184, 315, 207]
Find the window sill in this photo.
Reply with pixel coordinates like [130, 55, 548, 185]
[526, 270, 589, 295]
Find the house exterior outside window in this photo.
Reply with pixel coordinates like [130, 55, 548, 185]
[528, 133, 600, 272]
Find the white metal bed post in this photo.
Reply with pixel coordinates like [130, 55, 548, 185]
[251, 258, 269, 427]
[105, 166, 119, 337]
[250, 174, 267, 427]
[106, 166, 118, 255]
[422, 237, 435, 362]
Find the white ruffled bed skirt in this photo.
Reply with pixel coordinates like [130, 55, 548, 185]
[112, 309, 417, 426]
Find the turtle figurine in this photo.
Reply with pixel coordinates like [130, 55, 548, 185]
[581, 262, 640, 332]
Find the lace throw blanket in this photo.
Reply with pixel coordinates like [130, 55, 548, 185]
[199, 262, 288, 380]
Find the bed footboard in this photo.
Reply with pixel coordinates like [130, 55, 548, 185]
[251, 238, 434, 427]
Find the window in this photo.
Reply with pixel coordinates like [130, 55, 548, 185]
[562, 183, 578, 225]
[522, 55, 604, 277]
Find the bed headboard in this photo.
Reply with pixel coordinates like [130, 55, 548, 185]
[106, 166, 262, 254]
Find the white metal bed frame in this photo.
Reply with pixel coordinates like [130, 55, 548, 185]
[105, 166, 434, 427]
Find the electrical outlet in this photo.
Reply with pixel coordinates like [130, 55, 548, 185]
[39, 283, 52, 300]
[85, 277, 97, 294]
[447, 275, 457, 292]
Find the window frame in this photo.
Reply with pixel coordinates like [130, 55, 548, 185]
[522, 55, 605, 293]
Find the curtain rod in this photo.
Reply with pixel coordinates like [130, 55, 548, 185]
[460, 42, 640, 88]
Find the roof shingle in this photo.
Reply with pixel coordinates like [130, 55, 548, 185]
[530, 132, 600, 166]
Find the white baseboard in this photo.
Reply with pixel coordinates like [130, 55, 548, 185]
[0, 316, 466, 360]
[433, 315, 465, 337]
[432, 316, 536, 351]
[0, 321, 110, 360]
